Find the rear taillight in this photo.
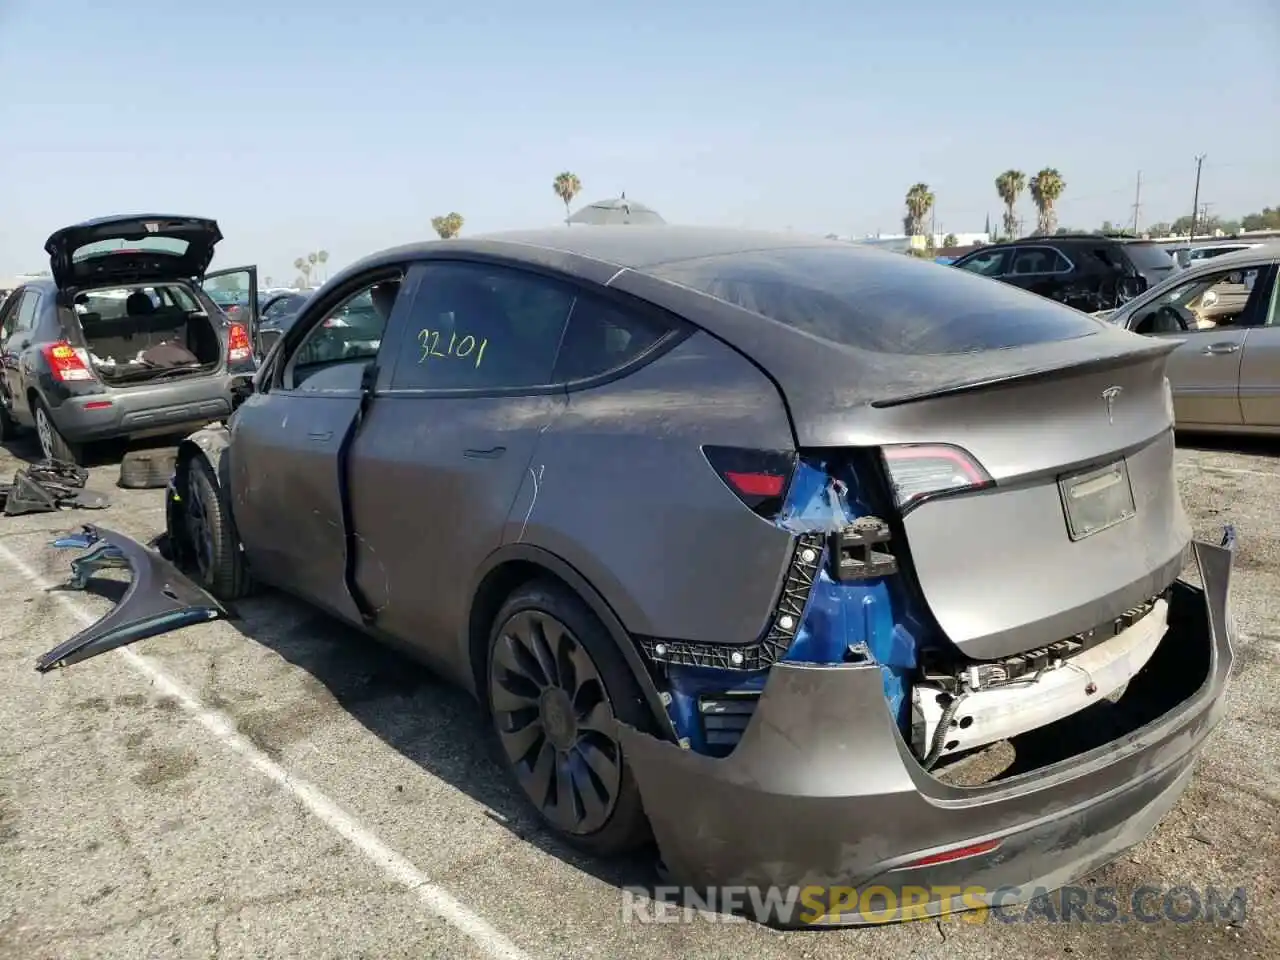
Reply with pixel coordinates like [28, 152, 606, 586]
[42, 341, 95, 382]
[228, 323, 252, 362]
[881, 444, 992, 514]
[702, 445, 797, 517]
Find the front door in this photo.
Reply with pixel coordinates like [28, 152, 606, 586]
[1126, 263, 1272, 428]
[347, 259, 577, 668]
[229, 272, 405, 624]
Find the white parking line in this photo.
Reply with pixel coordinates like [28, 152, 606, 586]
[0, 540, 534, 960]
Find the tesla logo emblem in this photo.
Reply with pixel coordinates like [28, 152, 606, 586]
[1101, 386, 1123, 424]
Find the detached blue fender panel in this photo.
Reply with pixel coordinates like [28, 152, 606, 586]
[34, 525, 232, 672]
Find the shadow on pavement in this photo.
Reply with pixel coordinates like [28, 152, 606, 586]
[1176, 430, 1280, 457]
[70, 574, 664, 897]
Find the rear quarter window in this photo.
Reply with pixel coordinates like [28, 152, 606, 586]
[1122, 243, 1177, 272]
[649, 246, 1101, 356]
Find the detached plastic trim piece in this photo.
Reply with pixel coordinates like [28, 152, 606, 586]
[34, 524, 231, 673]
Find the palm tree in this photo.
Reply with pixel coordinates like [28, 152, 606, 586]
[553, 172, 582, 225]
[431, 213, 464, 239]
[995, 170, 1026, 241]
[902, 183, 934, 240]
[307, 252, 319, 284]
[1029, 168, 1066, 236]
[293, 257, 311, 288]
[317, 250, 329, 282]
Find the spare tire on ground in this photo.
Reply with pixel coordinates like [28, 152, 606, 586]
[118, 448, 179, 490]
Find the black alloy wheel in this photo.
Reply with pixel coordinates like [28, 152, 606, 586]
[490, 608, 624, 836]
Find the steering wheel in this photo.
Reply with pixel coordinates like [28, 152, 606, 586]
[1155, 304, 1192, 332]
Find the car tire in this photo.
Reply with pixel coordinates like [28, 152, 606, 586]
[486, 579, 653, 856]
[0, 397, 19, 442]
[183, 454, 250, 601]
[32, 397, 84, 465]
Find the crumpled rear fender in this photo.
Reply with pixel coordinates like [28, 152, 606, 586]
[34, 525, 232, 673]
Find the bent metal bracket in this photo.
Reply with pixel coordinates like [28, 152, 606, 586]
[34, 525, 232, 672]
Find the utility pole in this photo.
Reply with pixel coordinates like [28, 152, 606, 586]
[1189, 154, 1206, 242]
[1130, 171, 1142, 235]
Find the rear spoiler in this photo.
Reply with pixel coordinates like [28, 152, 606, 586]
[870, 338, 1181, 409]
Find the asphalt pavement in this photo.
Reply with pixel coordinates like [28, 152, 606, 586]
[0, 432, 1277, 959]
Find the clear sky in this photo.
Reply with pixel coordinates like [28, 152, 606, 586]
[1, 0, 1276, 282]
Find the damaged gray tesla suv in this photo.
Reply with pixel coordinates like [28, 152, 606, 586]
[37, 227, 1236, 926]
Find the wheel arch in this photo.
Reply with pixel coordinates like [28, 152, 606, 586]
[464, 543, 676, 742]
[170, 423, 235, 554]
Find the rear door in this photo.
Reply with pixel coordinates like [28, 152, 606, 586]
[228, 268, 405, 624]
[346, 259, 574, 666]
[1000, 245, 1076, 304]
[1239, 264, 1280, 427]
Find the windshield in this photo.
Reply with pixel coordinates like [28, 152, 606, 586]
[650, 245, 1101, 356]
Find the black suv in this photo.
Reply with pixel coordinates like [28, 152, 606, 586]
[949, 235, 1179, 313]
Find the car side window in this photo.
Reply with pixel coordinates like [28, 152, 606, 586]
[14, 291, 41, 333]
[1131, 266, 1264, 335]
[390, 262, 575, 391]
[955, 249, 1008, 276]
[0, 290, 22, 339]
[1009, 246, 1072, 275]
[553, 295, 670, 383]
[285, 277, 402, 389]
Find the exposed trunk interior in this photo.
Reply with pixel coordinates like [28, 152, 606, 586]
[929, 577, 1212, 788]
[73, 289, 222, 385]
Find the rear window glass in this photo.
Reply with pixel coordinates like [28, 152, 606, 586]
[73, 237, 190, 261]
[649, 246, 1101, 355]
[1122, 243, 1176, 272]
[73, 284, 197, 321]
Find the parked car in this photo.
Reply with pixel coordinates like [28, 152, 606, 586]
[42, 227, 1234, 926]
[256, 291, 312, 357]
[1102, 242, 1280, 434]
[0, 214, 259, 463]
[1184, 240, 1266, 266]
[950, 235, 1178, 312]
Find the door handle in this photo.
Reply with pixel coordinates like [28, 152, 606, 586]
[464, 446, 506, 459]
[307, 430, 333, 441]
[1202, 342, 1240, 355]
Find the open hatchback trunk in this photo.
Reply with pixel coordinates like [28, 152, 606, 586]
[45, 215, 259, 382]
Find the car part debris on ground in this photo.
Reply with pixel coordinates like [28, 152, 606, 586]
[33, 524, 231, 672]
[118, 447, 179, 489]
[1, 460, 109, 515]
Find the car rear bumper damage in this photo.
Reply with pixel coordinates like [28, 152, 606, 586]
[618, 534, 1236, 927]
[34, 525, 230, 672]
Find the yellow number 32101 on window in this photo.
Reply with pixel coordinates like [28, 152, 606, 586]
[418, 328, 488, 368]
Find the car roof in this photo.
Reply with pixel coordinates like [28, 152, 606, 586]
[342, 225, 847, 277]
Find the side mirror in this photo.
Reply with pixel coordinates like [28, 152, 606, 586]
[1117, 276, 1146, 302]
